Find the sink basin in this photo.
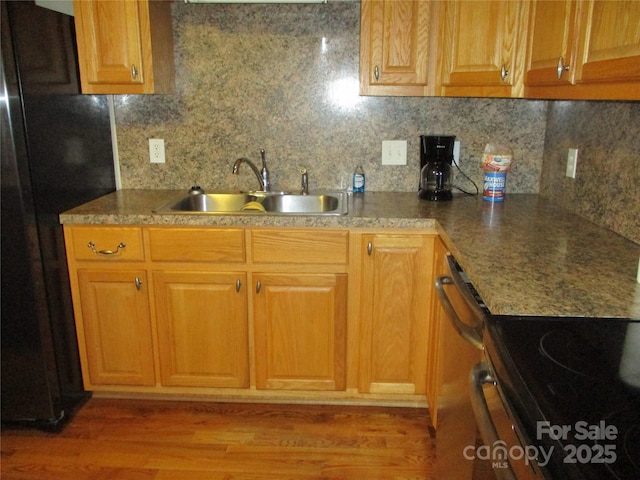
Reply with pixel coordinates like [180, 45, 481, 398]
[260, 194, 341, 214]
[162, 193, 258, 213]
[154, 191, 348, 215]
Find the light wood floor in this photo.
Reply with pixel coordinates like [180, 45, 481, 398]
[1, 398, 437, 480]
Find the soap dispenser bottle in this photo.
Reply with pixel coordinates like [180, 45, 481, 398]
[353, 165, 365, 193]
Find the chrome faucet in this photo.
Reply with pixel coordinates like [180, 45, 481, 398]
[232, 149, 270, 192]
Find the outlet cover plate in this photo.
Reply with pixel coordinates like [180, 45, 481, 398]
[149, 138, 166, 164]
[382, 140, 407, 165]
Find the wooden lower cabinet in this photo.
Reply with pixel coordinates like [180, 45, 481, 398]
[253, 273, 348, 391]
[426, 237, 448, 428]
[153, 271, 249, 388]
[76, 269, 155, 387]
[358, 234, 435, 395]
[66, 225, 441, 405]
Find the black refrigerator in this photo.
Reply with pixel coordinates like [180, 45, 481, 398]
[1, 1, 116, 428]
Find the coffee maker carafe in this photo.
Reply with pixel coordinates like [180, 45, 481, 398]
[419, 135, 455, 201]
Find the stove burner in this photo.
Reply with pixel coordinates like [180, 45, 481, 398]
[602, 406, 640, 479]
[539, 329, 605, 378]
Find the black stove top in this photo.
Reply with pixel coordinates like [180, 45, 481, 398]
[484, 316, 640, 480]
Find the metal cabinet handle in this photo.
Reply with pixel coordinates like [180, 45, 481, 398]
[87, 241, 126, 256]
[367, 241, 372, 255]
[374, 65, 380, 81]
[256, 280, 261, 294]
[135, 276, 142, 291]
[131, 64, 138, 80]
[556, 56, 570, 79]
[236, 279, 241, 292]
[500, 64, 509, 82]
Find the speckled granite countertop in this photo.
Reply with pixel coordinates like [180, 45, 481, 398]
[60, 190, 640, 319]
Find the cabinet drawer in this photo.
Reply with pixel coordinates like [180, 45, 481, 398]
[250, 229, 348, 264]
[147, 228, 245, 263]
[67, 226, 144, 261]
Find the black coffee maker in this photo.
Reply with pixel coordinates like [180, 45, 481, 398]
[419, 135, 455, 201]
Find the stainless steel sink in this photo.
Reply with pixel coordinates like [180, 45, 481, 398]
[164, 193, 258, 213]
[259, 194, 341, 214]
[154, 191, 348, 215]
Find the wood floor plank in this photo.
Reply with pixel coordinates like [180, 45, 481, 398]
[1, 399, 436, 480]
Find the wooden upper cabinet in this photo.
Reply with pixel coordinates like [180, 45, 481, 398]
[439, 0, 529, 97]
[525, 0, 579, 87]
[576, 1, 640, 85]
[360, 0, 436, 96]
[73, 0, 175, 94]
[525, 0, 640, 100]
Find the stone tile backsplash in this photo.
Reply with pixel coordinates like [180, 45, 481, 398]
[114, 2, 545, 194]
[540, 100, 640, 244]
[113, 1, 638, 243]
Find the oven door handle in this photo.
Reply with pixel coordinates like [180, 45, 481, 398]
[445, 254, 487, 328]
[435, 274, 484, 350]
[470, 362, 518, 480]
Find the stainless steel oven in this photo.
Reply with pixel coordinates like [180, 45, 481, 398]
[434, 254, 489, 479]
[435, 254, 546, 480]
[435, 254, 640, 479]
[471, 331, 548, 480]
[480, 315, 640, 480]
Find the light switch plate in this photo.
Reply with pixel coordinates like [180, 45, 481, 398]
[382, 140, 407, 165]
[566, 148, 578, 178]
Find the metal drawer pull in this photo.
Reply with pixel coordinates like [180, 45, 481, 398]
[374, 65, 380, 81]
[556, 56, 570, 79]
[131, 64, 138, 80]
[135, 276, 142, 291]
[87, 241, 126, 256]
[256, 280, 261, 294]
[236, 279, 241, 292]
[367, 242, 372, 255]
[500, 64, 509, 82]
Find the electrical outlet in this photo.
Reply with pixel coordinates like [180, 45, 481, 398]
[566, 148, 578, 178]
[149, 138, 165, 164]
[381, 140, 407, 165]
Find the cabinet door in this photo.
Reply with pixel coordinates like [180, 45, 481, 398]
[359, 0, 435, 96]
[153, 272, 249, 388]
[76, 269, 155, 386]
[253, 273, 347, 391]
[74, 0, 145, 87]
[576, 0, 640, 84]
[439, 0, 528, 97]
[73, 0, 174, 94]
[359, 234, 434, 395]
[525, 0, 579, 86]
